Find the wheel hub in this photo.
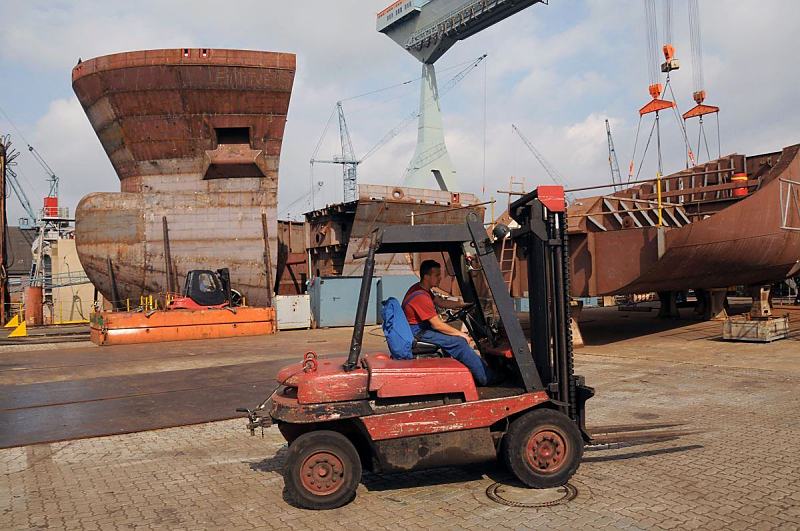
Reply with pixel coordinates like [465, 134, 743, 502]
[525, 429, 567, 473]
[300, 451, 345, 495]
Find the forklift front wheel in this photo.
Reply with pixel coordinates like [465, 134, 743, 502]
[283, 430, 362, 510]
[503, 408, 583, 489]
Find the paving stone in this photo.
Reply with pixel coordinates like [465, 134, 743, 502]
[2, 352, 800, 529]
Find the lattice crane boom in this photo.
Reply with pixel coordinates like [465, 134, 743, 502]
[605, 120, 623, 191]
[1, 134, 38, 222]
[335, 102, 359, 203]
[511, 124, 574, 202]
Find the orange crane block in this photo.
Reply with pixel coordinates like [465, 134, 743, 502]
[90, 307, 276, 346]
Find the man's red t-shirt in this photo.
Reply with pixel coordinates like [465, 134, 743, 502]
[402, 283, 437, 325]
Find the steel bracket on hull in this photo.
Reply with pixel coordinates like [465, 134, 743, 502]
[779, 178, 800, 231]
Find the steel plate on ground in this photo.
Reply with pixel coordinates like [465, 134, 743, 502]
[485, 482, 577, 508]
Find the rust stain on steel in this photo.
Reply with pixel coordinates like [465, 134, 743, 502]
[271, 392, 372, 425]
[72, 48, 296, 306]
[276, 356, 370, 404]
[506, 144, 800, 297]
[360, 391, 550, 441]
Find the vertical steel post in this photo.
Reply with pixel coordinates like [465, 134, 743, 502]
[162, 216, 174, 294]
[467, 216, 542, 391]
[261, 213, 274, 307]
[0, 144, 7, 324]
[107, 257, 120, 311]
[344, 233, 377, 371]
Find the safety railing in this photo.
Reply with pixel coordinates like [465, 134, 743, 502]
[405, 0, 502, 49]
[51, 298, 92, 324]
[2, 298, 94, 327]
[18, 271, 92, 290]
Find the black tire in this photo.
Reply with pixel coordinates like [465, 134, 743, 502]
[229, 289, 243, 307]
[283, 430, 362, 510]
[503, 408, 583, 489]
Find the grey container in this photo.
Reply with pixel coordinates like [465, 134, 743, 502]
[309, 276, 380, 328]
[377, 275, 420, 323]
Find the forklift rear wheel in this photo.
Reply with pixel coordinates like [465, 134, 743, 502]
[503, 408, 583, 489]
[283, 430, 362, 510]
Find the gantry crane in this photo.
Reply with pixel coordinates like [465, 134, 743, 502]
[378, 0, 549, 189]
[309, 55, 486, 203]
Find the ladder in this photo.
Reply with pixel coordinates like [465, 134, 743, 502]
[499, 176, 526, 292]
[499, 237, 516, 291]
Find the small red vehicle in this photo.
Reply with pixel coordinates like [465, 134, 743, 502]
[167, 268, 242, 310]
[240, 187, 593, 509]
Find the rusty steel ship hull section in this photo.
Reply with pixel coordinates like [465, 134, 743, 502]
[72, 49, 295, 306]
[306, 185, 484, 283]
[506, 144, 800, 297]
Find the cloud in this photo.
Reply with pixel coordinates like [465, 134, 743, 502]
[33, 97, 116, 214]
[1, 0, 799, 224]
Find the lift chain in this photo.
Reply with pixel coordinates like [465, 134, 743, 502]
[560, 212, 577, 421]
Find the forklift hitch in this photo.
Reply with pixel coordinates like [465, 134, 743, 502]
[236, 389, 276, 436]
[236, 407, 272, 436]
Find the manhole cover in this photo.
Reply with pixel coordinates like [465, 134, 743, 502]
[485, 482, 577, 508]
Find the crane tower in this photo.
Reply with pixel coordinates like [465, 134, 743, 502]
[377, 0, 546, 190]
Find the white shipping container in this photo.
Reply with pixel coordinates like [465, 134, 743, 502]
[275, 295, 311, 330]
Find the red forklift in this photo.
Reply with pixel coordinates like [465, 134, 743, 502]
[239, 186, 593, 509]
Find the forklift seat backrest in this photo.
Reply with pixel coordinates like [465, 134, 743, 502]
[381, 298, 443, 359]
[380, 297, 414, 360]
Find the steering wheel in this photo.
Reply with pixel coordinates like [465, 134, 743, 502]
[444, 303, 475, 323]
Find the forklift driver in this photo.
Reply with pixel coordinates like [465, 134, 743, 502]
[402, 259, 495, 385]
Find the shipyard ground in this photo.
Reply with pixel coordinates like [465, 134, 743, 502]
[2, 304, 799, 529]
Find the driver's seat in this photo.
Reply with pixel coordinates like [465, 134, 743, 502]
[411, 339, 444, 359]
[382, 296, 444, 359]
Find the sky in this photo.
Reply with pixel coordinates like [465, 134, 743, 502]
[1, 0, 798, 223]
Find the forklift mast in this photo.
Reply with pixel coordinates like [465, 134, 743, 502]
[509, 186, 591, 426]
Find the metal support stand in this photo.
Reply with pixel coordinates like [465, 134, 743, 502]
[750, 285, 772, 319]
[707, 289, 729, 320]
[657, 291, 679, 318]
[694, 288, 728, 320]
[723, 284, 787, 342]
